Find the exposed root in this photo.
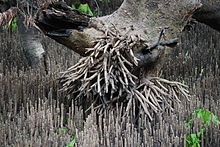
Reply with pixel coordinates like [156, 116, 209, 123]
[60, 26, 190, 120]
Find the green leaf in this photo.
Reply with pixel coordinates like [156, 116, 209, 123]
[66, 135, 76, 147]
[10, 18, 17, 32]
[186, 134, 200, 147]
[212, 114, 220, 125]
[78, 4, 94, 16]
[193, 143, 200, 147]
[194, 109, 212, 126]
[196, 128, 205, 138]
[185, 118, 193, 128]
[194, 109, 220, 126]
[191, 134, 199, 143]
[71, 4, 77, 9]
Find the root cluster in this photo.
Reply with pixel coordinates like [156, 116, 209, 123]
[60, 26, 190, 120]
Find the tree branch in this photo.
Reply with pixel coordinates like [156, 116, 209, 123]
[35, 2, 104, 56]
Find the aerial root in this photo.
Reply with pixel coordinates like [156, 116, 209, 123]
[60, 26, 190, 120]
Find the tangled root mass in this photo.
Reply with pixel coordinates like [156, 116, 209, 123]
[60, 26, 190, 120]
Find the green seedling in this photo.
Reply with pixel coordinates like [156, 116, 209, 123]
[185, 109, 220, 147]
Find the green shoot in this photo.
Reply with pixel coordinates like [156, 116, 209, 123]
[185, 109, 220, 147]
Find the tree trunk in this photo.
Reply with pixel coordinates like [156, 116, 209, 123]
[17, 15, 45, 67]
[35, 0, 201, 75]
[0, 0, 45, 67]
